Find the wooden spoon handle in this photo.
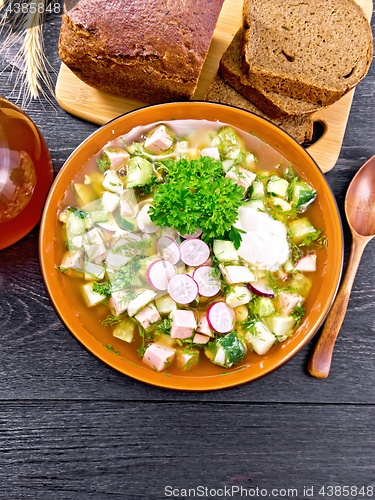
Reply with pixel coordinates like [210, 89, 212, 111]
[308, 236, 368, 378]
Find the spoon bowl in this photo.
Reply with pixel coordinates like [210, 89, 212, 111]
[346, 157, 375, 237]
[309, 155, 375, 378]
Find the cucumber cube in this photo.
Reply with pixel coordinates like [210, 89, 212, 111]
[271, 197, 292, 212]
[289, 217, 316, 244]
[243, 199, 266, 212]
[266, 315, 296, 341]
[245, 321, 276, 355]
[213, 332, 246, 368]
[213, 240, 238, 263]
[288, 273, 312, 298]
[266, 175, 289, 198]
[226, 285, 252, 309]
[91, 209, 109, 223]
[155, 294, 177, 315]
[126, 157, 154, 188]
[292, 181, 317, 208]
[249, 179, 265, 199]
[252, 297, 275, 317]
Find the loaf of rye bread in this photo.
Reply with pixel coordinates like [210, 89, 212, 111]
[59, 0, 225, 104]
[205, 72, 313, 143]
[241, 0, 373, 105]
[220, 29, 323, 119]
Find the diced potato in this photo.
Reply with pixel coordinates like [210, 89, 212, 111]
[113, 317, 136, 343]
[82, 282, 107, 307]
[176, 349, 199, 370]
[234, 305, 249, 322]
[74, 183, 97, 206]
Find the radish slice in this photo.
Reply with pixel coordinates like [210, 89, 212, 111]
[179, 228, 203, 239]
[156, 236, 181, 264]
[167, 274, 199, 304]
[180, 238, 210, 266]
[193, 266, 221, 297]
[248, 280, 275, 298]
[295, 254, 317, 272]
[147, 259, 176, 291]
[207, 302, 236, 333]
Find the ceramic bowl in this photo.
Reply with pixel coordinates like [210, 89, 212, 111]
[39, 102, 343, 390]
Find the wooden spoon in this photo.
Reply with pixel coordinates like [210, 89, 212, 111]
[308, 155, 375, 378]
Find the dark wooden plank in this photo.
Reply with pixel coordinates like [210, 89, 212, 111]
[1, 402, 374, 499]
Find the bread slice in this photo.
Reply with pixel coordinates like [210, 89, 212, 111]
[220, 29, 323, 119]
[59, 0, 225, 104]
[241, 0, 373, 105]
[205, 72, 313, 143]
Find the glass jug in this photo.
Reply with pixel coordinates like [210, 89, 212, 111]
[0, 96, 53, 250]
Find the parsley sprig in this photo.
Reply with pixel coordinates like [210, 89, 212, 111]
[148, 157, 245, 248]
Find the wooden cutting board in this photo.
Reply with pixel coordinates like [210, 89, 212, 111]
[55, 0, 373, 173]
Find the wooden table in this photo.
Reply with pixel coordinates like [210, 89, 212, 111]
[0, 8, 375, 500]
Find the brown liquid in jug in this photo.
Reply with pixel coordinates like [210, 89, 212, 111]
[0, 97, 53, 250]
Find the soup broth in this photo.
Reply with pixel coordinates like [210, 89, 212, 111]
[55, 120, 327, 376]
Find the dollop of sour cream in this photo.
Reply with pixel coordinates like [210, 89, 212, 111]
[234, 207, 289, 271]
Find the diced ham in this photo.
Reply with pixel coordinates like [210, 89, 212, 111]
[196, 314, 213, 337]
[142, 343, 175, 372]
[170, 309, 197, 339]
[109, 290, 130, 316]
[84, 241, 108, 262]
[103, 147, 129, 171]
[193, 333, 210, 344]
[135, 304, 161, 330]
[84, 227, 106, 246]
[276, 292, 303, 315]
[226, 167, 256, 191]
[144, 125, 173, 153]
[200, 147, 220, 161]
[295, 254, 317, 272]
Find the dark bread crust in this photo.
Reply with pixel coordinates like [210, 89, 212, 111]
[241, 0, 373, 105]
[220, 29, 323, 119]
[59, 0, 225, 103]
[205, 72, 313, 143]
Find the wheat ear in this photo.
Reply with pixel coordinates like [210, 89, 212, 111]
[0, 0, 54, 105]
